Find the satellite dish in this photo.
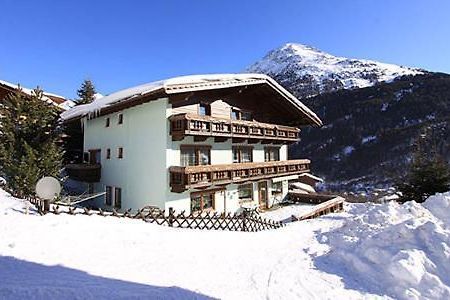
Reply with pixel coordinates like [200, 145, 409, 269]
[36, 177, 61, 201]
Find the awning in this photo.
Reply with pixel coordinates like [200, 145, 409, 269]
[272, 175, 300, 183]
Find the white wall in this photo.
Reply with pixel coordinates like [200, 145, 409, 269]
[83, 98, 169, 211]
[81, 98, 291, 213]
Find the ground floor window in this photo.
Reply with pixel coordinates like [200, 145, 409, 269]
[238, 183, 253, 203]
[190, 190, 215, 213]
[114, 187, 122, 209]
[272, 182, 283, 197]
[105, 186, 112, 206]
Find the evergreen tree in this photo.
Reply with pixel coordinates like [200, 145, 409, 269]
[0, 87, 64, 198]
[396, 129, 450, 203]
[76, 79, 96, 105]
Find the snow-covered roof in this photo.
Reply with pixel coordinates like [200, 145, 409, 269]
[61, 74, 323, 126]
[298, 173, 324, 182]
[0, 79, 72, 110]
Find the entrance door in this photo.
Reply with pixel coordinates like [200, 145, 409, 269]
[258, 181, 268, 209]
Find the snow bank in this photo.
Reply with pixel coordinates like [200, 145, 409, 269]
[315, 192, 450, 300]
[2, 187, 449, 299]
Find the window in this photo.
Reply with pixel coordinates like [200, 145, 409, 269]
[106, 148, 111, 159]
[198, 103, 211, 116]
[180, 145, 211, 166]
[231, 108, 252, 121]
[83, 152, 89, 163]
[238, 184, 253, 203]
[118, 113, 123, 125]
[105, 186, 112, 206]
[190, 190, 215, 213]
[114, 187, 122, 209]
[241, 111, 252, 121]
[232, 146, 253, 163]
[272, 182, 283, 197]
[231, 109, 239, 120]
[105, 117, 110, 127]
[118, 147, 123, 159]
[89, 149, 101, 164]
[264, 147, 280, 162]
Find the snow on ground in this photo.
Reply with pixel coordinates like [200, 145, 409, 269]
[1, 188, 450, 299]
[261, 203, 315, 223]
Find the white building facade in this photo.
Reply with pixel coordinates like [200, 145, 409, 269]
[63, 74, 322, 214]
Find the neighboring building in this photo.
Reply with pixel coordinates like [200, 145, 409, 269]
[0, 79, 74, 110]
[62, 74, 322, 213]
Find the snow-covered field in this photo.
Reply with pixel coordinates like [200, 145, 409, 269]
[1, 188, 449, 299]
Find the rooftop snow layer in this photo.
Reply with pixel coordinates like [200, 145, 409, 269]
[60, 73, 322, 126]
[0, 79, 71, 110]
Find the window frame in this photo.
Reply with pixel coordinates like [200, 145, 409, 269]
[114, 187, 122, 209]
[238, 183, 253, 203]
[264, 146, 280, 162]
[198, 102, 211, 116]
[118, 147, 123, 159]
[118, 113, 123, 125]
[230, 108, 252, 121]
[105, 186, 112, 206]
[180, 145, 211, 166]
[190, 190, 216, 213]
[106, 148, 111, 159]
[271, 181, 283, 197]
[232, 146, 253, 163]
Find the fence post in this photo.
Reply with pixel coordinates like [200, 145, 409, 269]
[43, 199, 50, 214]
[242, 210, 247, 232]
[168, 207, 174, 227]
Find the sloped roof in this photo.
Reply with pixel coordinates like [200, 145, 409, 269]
[0, 79, 74, 110]
[61, 73, 322, 126]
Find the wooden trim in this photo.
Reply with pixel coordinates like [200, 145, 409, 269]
[169, 113, 300, 144]
[169, 159, 310, 193]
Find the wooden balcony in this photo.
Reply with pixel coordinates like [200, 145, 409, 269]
[169, 113, 300, 143]
[66, 163, 101, 182]
[170, 159, 310, 192]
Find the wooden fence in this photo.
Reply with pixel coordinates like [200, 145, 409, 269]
[32, 201, 284, 232]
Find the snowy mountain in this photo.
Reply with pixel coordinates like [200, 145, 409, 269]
[246, 43, 424, 99]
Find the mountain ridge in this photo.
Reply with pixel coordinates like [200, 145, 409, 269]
[246, 43, 425, 99]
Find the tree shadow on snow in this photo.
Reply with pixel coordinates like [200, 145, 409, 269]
[0, 256, 215, 300]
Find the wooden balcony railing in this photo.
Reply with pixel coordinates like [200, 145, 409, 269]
[66, 163, 101, 182]
[169, 159, 310, 192]
[170, 113, 300, 143]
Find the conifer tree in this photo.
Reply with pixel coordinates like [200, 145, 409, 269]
[76, 79, 96, 105]
[0, 87, 64, 198]
[396, 129, 450, 203]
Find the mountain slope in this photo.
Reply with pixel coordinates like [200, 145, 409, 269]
[291, 73, 450, 189]
[247, 43, 424, 99]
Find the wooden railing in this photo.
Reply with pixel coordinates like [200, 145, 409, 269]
[169, 113, 300, 143]
[170, 159, 310, 192]
[65, 163, 101, 182]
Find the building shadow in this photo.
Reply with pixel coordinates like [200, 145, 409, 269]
[0, 256, 215, 300]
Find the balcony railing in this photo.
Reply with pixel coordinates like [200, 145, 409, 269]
[169, 159, 310, 192]
[169, 113, 300, 143]
[66, 163, 101, 182]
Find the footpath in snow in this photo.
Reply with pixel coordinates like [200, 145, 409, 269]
[0, 188, 449, 299]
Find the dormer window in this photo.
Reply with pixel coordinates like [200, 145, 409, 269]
[231, 108, 252, 121]
[198, 103, 211, 116]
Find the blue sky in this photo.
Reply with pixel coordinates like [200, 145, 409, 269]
[0, 0, 449, 98]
